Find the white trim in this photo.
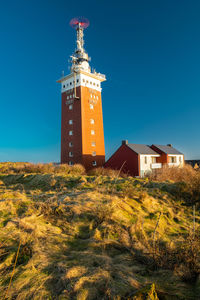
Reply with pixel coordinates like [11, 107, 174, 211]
[59, 72, 104, 93]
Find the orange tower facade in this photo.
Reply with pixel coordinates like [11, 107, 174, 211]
[57, 18, 106, 170]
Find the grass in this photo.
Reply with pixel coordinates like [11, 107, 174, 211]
[0, 163, 199, 299]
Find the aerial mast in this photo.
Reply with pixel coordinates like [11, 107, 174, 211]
[69, 17, 90, 73]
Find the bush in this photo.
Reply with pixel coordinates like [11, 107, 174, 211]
[150, 165, 200, 206]
[150, 164, 197, 183]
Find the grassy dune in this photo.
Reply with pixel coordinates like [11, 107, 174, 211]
[0, 163, 200, 299]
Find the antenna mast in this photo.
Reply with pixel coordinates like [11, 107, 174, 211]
[69, 17, 90, 73]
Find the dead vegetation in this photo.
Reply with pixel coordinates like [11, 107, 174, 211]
[0, 163, 199, 299]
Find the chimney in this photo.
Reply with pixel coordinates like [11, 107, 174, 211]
[122, 140, 128, 145]
[167, 144, 172, 147]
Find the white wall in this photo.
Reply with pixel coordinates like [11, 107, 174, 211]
[168, 155, 184, 167]
[61, 73, 101, 93]
[140, 155, 160, 176]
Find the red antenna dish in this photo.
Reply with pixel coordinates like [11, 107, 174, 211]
[70, 17, 90, 29]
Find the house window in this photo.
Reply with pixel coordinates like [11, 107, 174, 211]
[69, 161, 74, 166]
[69, 142, 73, 147]
[70, 95, 72, 99]
[77, 79, 79, 83]
[152, 157, 156, 163]
[91, 141, 96, 147]
[69, 104, 73, 110]
[179, 156, 182, 163]
[170, 156, 176, 163]
[90, 81, 92, 84]
[93, 82, 95, 86]
[67, 83, 69, 87]
[70, 82, 72, 85]
[67, 96, 69, 100]
[73, 94, 74, 97]
[96, 96, 99, 100]
[92, 151, 96, 156]
[144, 157, 147, 164]
[69, 120, 73, 125]
[97, 84, 99, 87]
[83, 79, 85, 83]
[90, 119, 94, 124]
[90, 94, 93, 98]
[86, 80, 89, 83]
[90, 104, 94, 110]
[91, 130, 95, 135]
[92, 161, 97, 166]
[69, 130, 73, 136]
[69, 152, 73, 157]
[94, 95, 95, 99]
[63, 85, 65, 88]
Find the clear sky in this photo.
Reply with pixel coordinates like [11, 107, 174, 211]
[0, 0, 200, 162]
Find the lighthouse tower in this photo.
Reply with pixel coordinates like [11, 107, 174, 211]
[57, 18, 106, 170]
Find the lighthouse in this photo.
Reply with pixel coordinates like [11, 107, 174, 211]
[57, 17, 106, 170]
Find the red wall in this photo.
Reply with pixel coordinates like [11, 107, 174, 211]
[61, 87, 82, 164]
[150, 145, 168, 164]
[104, 145, 139, 176]
[60, 84, 105, 170]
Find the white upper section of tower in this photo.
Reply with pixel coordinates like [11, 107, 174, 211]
[57, 18, 106, 86]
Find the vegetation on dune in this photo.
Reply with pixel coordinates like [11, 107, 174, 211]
[0, 163, 200, 299]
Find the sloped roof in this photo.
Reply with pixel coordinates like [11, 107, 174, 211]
[127, 144, 159, 155]
[152, 144, 183, 155]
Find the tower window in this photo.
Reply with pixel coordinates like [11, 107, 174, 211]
[90, 104, 94, 110]
[93, 82, 95, 86]
[91, 130, 95, 135]
[90, 94, 92, 98]
[97, 84, 99, 87]
[63, 85, 65, 88]
[92, 161, 97, 166]
[92, 151, 96, 156]
[69, 152, 73, 157]
[69, 120, 73, 125]
[83, 79, 85, 82]
[70, 82, 72, 85]
[69, 104, 73, 110]
[69, 130, 73, 135]
[86, 80, 88, 83]
[91, 141, 96, 147]
[77, 79, 79, 83]
[69, 161, 74, 166]
[90, 119, 94, 124]
[90, 82, 92, 84]
[69, 142, 73, 147]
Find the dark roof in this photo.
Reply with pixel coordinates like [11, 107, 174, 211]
[127, 144, 159, 155]
[152, 144, 183, 155]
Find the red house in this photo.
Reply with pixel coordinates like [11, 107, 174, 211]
[104, 140, 184, 177]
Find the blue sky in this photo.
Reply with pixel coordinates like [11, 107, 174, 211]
[0, 0, 200, 162]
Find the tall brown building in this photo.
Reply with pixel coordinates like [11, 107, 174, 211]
[57, 18, 106, 170]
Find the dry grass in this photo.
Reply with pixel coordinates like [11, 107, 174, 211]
[149, 164, 200, 207]
[0, 163, 199, 299]
[0, 162, 85, 175]
[150, 164, 198, 183]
